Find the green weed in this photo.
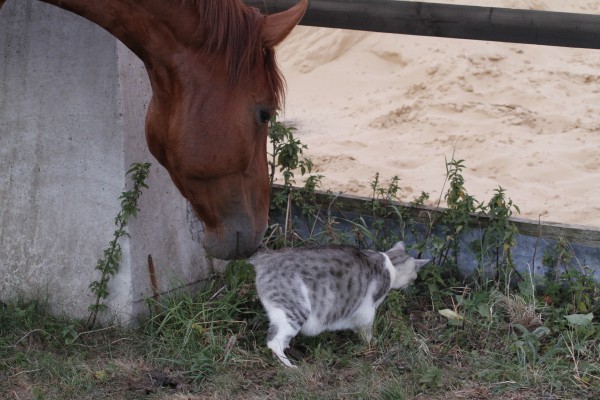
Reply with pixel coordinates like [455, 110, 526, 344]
[87, 162, 151, 329]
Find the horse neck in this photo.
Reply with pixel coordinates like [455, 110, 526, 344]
[35, 0, 202, 62]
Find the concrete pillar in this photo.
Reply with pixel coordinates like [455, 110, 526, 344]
[0, 0, 218, 324]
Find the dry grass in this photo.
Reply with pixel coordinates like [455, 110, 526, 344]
[491, 291, 543, 330]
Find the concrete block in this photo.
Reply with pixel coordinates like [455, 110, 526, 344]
[0, 0, 218, 324]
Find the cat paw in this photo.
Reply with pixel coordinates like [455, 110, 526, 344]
[272, 351, 297, 368]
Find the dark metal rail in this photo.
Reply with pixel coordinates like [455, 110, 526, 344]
[247, 0, 600, 49]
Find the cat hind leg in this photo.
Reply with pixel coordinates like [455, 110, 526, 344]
[266, 308, 301, 368]
[357, 324, 374, 346]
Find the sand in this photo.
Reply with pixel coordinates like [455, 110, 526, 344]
[275, 0, 600, 228]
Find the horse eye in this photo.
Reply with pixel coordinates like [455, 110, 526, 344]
[259, 110, 272, 124]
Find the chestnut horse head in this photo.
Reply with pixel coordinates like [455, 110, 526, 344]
[22, 0, 308, 259]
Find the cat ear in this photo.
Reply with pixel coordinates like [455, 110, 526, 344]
[389, 241, 405, 252]
[414, 259, 431, 269]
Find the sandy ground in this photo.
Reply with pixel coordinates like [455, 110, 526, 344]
[275, 0, 600, 227]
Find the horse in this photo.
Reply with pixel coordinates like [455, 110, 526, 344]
[0, 0, 307, 260]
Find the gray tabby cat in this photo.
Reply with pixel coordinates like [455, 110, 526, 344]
[249, 241, 429, 367]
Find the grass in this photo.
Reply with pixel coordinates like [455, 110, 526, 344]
[0, 300, 156, 399]
[2, 266, 598, 399]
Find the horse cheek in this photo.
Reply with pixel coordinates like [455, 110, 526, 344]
[249, 124, 270, 214]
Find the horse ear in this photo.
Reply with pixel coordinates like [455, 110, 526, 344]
[261, 0, 308, 48]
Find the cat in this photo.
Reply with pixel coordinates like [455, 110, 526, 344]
[249, 241, 429, 367]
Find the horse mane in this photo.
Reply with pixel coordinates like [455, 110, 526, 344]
[193, 0, 285, 107]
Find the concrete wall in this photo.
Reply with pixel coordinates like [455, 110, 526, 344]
[0, 0, 218, 324]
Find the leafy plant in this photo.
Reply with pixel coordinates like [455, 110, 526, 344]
[87, 162, 151, 329]
[435, 158, 483, 269]
[347, 173, 433, 254]
[268, 115, 314, 193]
[266, 116, 325, 246]
[540, 238, 600, 315]
[471, 186, 521, 287]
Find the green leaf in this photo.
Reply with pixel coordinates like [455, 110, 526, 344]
[532, 326, 550, 338]
[477, 303, 490, 318]
[565, 313, 594, 326]
[439, 309, 464, 320]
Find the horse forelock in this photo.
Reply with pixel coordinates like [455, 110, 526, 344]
[194, 0, 285, 107]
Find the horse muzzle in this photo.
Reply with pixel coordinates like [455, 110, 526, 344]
[202, 221, 267, 260]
